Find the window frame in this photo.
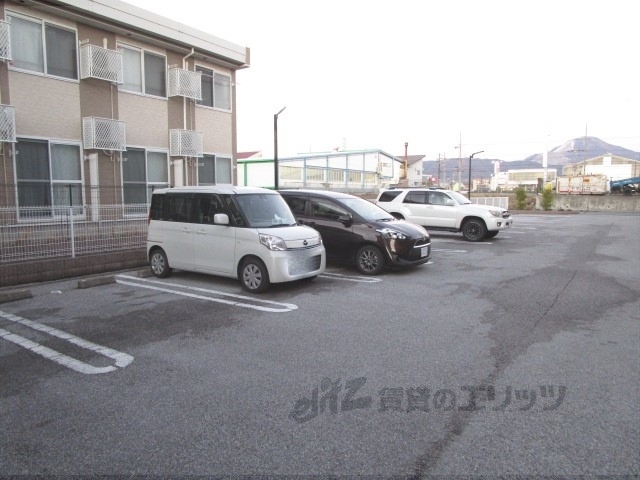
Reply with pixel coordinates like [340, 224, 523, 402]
[121, 147, 169, 215]
[197, 154, 233, 186]
[117, 43, 167, 98]
[195, 64, 232, 111]
[7, 11, 79, 81]
[13, 137, 84, 221]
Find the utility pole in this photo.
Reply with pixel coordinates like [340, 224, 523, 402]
[455, 132, 462, 188]
[442, 152, 447, 187]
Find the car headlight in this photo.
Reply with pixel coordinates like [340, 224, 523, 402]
[376, 228, 408, 240]
[259, 234, 287, 251]
[489, 210, 502, 217]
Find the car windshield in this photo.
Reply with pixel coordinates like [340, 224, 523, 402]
[234, 193, 297, 228]
[336, 196, 395, 221]
[448, 191, 472, 205]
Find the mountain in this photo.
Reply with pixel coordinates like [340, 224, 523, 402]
[421, 137, 640, 181]
[523, 136, 640, 165]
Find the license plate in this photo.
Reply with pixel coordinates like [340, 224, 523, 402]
[421, 246, 429, 257]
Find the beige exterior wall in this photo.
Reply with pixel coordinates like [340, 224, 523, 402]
[118, 92, 169, 148]
[9, 72, 81, 140]
[196, 107, 233, 154]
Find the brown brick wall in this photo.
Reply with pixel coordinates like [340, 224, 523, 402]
[0, 249, 148, 288]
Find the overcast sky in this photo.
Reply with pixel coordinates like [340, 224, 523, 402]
[125, 0, 639, 161]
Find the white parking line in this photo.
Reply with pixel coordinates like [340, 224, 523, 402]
[115, 275, 298, 312]
[0, 310, 134, 375]
[319, 272, 382, 283]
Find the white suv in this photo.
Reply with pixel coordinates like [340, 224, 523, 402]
[375, 188, 512, 241]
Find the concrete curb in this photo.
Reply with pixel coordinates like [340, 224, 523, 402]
[77, 275, 117, 289]
[0, 289, 33, 304]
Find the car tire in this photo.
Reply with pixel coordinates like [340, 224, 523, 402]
[149, 248, 172, 278]
[355, 245, 385, 275]
[240, 257, 270, 293]
[462, 219, 487, 242]
[485, 231, 499, 239]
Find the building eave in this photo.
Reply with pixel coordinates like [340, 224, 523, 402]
[12, 0, 250, 69]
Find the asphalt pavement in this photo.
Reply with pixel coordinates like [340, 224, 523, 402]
[1, 212, 638, 477]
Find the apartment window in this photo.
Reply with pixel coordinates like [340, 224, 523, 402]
[8, 14, 77, 80]
[122, 148, 168, 212]
[198, 155, 232, 185]
[196, 66, 231, 110]
[120, 45, 166, 97]
[15, 139, 82, 218]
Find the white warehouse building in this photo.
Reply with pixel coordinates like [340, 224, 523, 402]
[238, 149, 404, 193]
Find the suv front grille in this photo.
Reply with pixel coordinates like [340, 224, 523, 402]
[502, 211, 510, 218]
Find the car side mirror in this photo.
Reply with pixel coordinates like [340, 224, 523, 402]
[213, 213, 229, 225]
[338, 213, 353, 226]
[444, 199, 455, 206]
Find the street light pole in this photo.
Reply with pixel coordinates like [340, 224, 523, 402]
[273, 106, 286, 190]
[468, 150, 484, 200]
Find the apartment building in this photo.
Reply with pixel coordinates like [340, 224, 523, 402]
[0, 0, 249, 219]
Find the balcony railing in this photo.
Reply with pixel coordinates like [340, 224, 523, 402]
[80, 44, 124, 84]
[83, 117, 126, 151]
[0, 104, 16, 143]
[168, 67, 202, 100]
[170, 129, 203, 157]
[0, 20, 11, 62]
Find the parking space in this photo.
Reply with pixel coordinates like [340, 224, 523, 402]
[1, 212, 638, 476]
[0, 215, 563, 378]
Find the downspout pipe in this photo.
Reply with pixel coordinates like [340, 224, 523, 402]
[182, 48, 195, 185]
[182, 48, 196, 129]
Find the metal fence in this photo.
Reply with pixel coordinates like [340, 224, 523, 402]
[0, 203, 149, 263]
[472, 197, 509, 209]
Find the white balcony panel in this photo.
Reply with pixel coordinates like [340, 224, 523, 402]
[0, 105, 16, 143]
[0, 20, 11, 62]
[168, 67, 202, 100]
[80, 44, 123, 84]
[170, 129, 203, 157]
[83, 117, 126, 151]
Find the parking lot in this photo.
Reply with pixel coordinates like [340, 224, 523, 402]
[1, 212, 639, 477]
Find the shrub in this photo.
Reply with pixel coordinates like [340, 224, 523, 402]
[541, 185, 554, 211]
[514, 186, 527, 210]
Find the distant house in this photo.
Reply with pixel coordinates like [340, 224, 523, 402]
[238, 149, 404, 193]
[237, 151, 263, 160]
[396, 155, 426, 187]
